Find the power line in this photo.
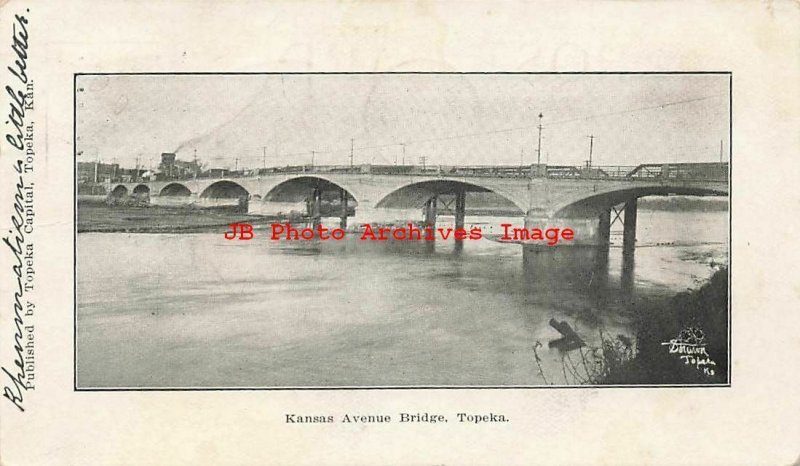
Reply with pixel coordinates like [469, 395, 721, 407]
[184, 93, 727, 166]
[548, 94, 725, 126]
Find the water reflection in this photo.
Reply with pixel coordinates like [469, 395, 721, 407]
[620, 248, 636, 299]
[522, 246, 609, 292]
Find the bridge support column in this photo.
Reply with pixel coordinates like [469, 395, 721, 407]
[622, 197, 637, 257]
[598, 208, 611, 250]
[619, 198, 638, 296]
[424, 196, 438, 227]
[454, 191, 466, 253]
[311, 187, 322, 228]
[523, 216, 599, 246]
[339, 188, 348, 229]
[454, 191, 466, 230]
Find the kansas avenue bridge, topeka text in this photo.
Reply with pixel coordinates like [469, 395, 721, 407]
[224, 223, 576, 245]
[285, 412, 509, 424]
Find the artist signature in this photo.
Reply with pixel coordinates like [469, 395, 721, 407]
[661, 327, 716, 376]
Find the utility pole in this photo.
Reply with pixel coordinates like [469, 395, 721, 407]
[419, 156, 427, 170]
[587, 135, 595, 167]
[401, 143, 406, 166]
[719, 139, 723, 163]
[350, 138, 354, 167]
[234, 157, 239, 172]
[135, 155, 140, 181]
[520, 148, 524, 167]
[536, 112, 543, 167]
[94, 153, 99, 183]
[262, 146, 267, 169]
[311, 150, 315, 168]
[193, 149, 199, 178]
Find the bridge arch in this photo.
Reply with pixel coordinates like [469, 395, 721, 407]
[263, 176, 358, 204]
[132, 184, 150, 196]
[553, 185, 728, 218]
[200, 180, 250, 199]
[374, 179, 527, 214]
[110, 185, 128, 198]
[159, 183, 192, 197]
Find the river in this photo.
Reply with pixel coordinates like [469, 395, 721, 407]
[76, 209, 728, 388]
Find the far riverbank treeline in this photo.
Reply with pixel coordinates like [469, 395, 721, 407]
[637, 196, 728, 212]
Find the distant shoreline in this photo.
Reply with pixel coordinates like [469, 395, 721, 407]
[77, 204, 283, 234]
[636, 197, 728, 212]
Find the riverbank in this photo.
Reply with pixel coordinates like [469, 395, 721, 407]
[597, 267, 729, 384]
[77, 204, 286, 233]
[535, 266, 729, 386]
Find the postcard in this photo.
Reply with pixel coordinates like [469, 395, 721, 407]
[1, 1, 798, 465]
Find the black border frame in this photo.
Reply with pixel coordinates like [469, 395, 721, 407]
[73, 71, 733, 391]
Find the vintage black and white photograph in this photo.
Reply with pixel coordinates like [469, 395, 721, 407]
[74, 73, 730, 389]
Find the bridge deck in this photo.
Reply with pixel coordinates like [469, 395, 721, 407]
[120, 162, 728, 184]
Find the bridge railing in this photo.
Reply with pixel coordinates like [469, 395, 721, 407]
[111, 162, 729, 183]
[624, 163, 729, 181]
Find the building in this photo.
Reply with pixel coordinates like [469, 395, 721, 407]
[158, 152, 202, 180]
[77, 161, 120, 183]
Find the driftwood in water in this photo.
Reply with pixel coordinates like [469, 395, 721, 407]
[548, 318, 586, 351]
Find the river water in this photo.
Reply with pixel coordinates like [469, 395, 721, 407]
[76, 209, 728, 388]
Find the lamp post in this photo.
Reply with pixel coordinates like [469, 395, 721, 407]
[536, 112, 543, 176]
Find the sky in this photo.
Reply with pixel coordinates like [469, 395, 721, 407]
[75, 73, 730, 170]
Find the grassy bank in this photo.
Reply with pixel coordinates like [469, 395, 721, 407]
[606, 266, 729, 384]
[568, 268, 729, 385]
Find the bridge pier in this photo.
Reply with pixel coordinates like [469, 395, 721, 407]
[454, 191, 466, 230]
[619, 197, 638, 296]
[339, 188, 348, 229]
[310, 187, 322, 228]
[454, 191, 466, 253]
[593, 208, 612, 295]
[598, 208, 611, 250]
[622, 197, 638, 257]
[424, 196, 438, 227]
[522, 216, 601, 246]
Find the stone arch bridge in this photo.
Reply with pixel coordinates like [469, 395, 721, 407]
[109, 163, 728, 249]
